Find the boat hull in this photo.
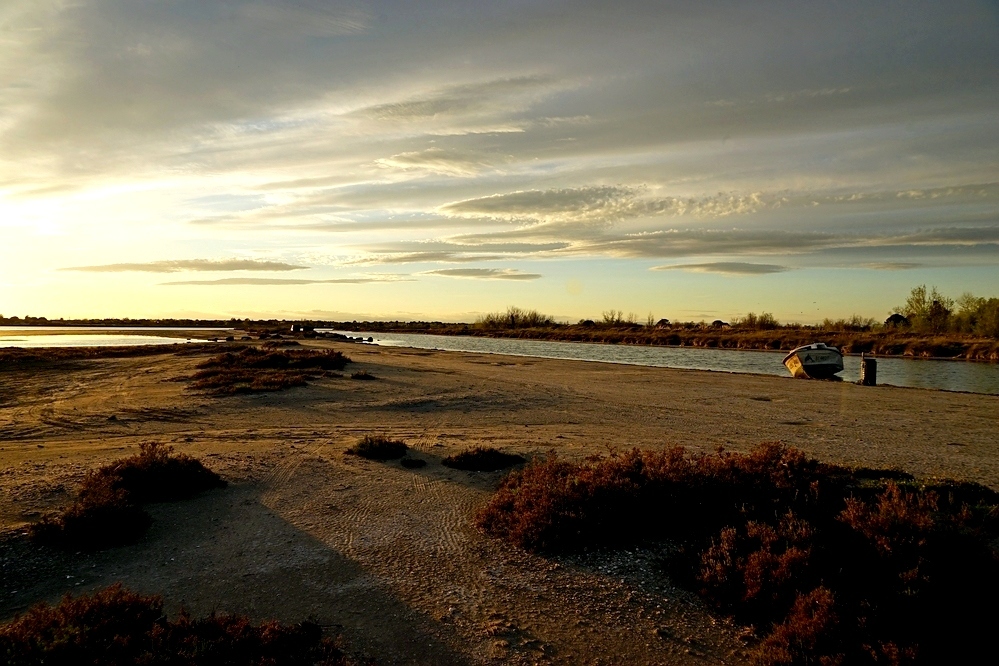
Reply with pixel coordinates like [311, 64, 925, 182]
[783, 346, 844, 379]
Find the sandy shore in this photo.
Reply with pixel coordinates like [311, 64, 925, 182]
[1, 343, 996, 664]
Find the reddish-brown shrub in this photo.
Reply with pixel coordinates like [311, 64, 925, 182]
[755, 588, 845, 666]
[477, 443, 999, 664]
[699, 514, 814, 623]
[442, 447, 526, 472]
[346, 435, 407, 460]
[31, 443, 225, 550]
[0, 584, 351, 665]
[190, 347, 349, 394]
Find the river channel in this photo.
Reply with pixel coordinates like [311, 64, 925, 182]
[329, 330, 999, 396]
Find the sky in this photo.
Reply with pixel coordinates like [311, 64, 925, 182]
[1, 0, 997, 323]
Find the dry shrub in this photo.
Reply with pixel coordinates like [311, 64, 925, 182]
[190, 347, 350, 395]
[346, 435, 407, 460]
[0, 584, 351, 666]
[477, 443, 831, 553]
[476, 443, 999, 664]
[755, 588, 845, 666]
[31, 443, 225, 551]
[699, 514, 814, 623]
[442, 447, 526, 472]
[400, 457, 427, 469]
[349, 370, 375, 380]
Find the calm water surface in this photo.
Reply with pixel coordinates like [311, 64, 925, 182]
[0, 326, 229, 348]
[328, 330, 999, 396]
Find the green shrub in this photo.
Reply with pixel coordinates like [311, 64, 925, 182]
[0, 584, 351, 666]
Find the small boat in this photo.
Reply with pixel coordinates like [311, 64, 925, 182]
[783, 343, 844, 379]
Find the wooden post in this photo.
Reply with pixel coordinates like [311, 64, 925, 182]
[860, 353, 877, 386]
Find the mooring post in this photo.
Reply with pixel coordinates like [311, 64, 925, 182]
[860, 352, 877, 386]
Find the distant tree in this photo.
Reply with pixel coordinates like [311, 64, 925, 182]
[602, 310, 623, 325]
[895, 285, 954, 333]
[734, 312, 780, 330]
[475, 306, 555, 329]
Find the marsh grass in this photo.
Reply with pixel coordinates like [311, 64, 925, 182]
[190, 347, 350, 395]
[476, 443, 999, 663]
[346, 435, 408, 460]
[442, 447, 526, 472]
[0, 584, 351, 666]
[30, 443, 226, 551]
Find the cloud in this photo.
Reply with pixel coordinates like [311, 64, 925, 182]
[422, 268, 541, 281]
[859, 262, 922, 270]
[348, 251, 509, 265]
[162, 276, 410, 286]
[64, 259, 308, 273]
[440, 187, 772, 224]
[355, 76, 553, 122]
[375, 148, 496, 177]
[651, 262, 791, 275]
[237, 2, 371, 38]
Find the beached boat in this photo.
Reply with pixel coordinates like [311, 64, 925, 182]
[783, 343, 844, 379]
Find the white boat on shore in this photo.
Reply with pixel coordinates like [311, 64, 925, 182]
[783, 343, 844, 379]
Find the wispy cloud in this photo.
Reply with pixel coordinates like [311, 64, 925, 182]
[440, 187, 771, 224]
[237, 2, 371, 37]
[162, 276, 410, 286]
[421, 268, 541, 280]
[355, 76, 553, 122]
[859, 262, 922, 270]
[375, 148, 497, 177]
[651, 262, 791, 275]
[64, 259, 307, 273]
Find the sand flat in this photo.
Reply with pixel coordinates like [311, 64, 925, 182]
[1, 342, 997, 664]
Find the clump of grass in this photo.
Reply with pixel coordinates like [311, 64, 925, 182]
[345, 435, 407, 460]
[400, 457, 427, 469]
[0, 584, 352, 666]
[349, 370, 375, 380]
[30, 443, 225, 551]
[476, 443, 999, 663]
[190, 347, 350, 395]
[442, 447, 526, 472]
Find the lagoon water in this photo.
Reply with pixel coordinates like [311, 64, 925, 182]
[329, 330, 999, 396]
[0, 326, 230, 349]
[0, 334, 202, 348]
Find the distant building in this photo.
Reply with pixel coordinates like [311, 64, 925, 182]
[885, 313, 910, 328]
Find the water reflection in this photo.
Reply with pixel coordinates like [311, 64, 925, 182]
[0, 334, 206, 348]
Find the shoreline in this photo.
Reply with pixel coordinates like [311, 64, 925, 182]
[3, 320, 998, 362]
